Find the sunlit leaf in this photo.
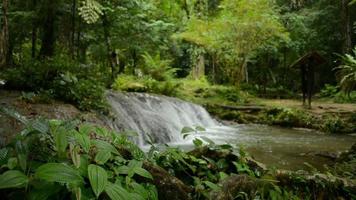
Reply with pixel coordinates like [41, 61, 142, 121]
[0, 170, 28, 189]
[88, 164, 108, 198]
[36, 163, 83, 184]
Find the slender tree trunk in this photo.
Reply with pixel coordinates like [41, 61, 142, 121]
[102, 13, 116, 80]
[31, 0, 37, 58]
[0, 0, 9, 67]
[71, 0, 76, 58]
[39, 1, 57, 58]
[341, 0, 352, 54]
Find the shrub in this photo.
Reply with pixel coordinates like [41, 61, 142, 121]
[141, 53, 177, 81]
[0, 112, 157, 200]
[53, 73, 108, 112]
[265, 108, 311, 127]
[322, 115, 345, 133]
[320, 84, 339, 98]
[112, 75, 181, 96]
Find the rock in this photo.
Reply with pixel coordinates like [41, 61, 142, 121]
[143, 161, 192, 200]
[245, 156, 267, 172]
[210, 174, 257, 200]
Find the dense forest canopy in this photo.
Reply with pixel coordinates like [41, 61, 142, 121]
[0, 0, 355, 109]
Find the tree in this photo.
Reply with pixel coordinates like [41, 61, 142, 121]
[335, 47, 356, 96]
[341, 0, 352, 54]
[178, 0, 288, 85]
[0, 0, 9, 67]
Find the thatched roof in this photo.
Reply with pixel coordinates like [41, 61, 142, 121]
[290, 51, 326, 68]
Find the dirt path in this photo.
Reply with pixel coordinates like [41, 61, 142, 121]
[257, 98, 356, 114]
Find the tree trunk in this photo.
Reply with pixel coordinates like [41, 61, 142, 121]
[71, 0, 76, 58]
[0, 0, 9, 67]
[31, 0, 37, 58]
[102, 13, 117, 80]
[39, 1, 57, 58]
[341, 0, 352, 54]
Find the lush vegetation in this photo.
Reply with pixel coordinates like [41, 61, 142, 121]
[0, 108, 355, 200]
[0, 0, 356, 199]
[0, 0, 355, 110]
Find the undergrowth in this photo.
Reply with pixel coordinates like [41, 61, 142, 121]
[0, 107, 355, 200]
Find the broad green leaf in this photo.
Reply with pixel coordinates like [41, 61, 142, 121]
[36, 163, 83, 184]
[134, 167, 153, 180]
[130, 182, 148, 199]
[95, 150, 111, 164]
[17, 154, 27, 171]
[92, 140, 119, 155]
[74, 133, 91, 153]
[79, 123, 94, 135]
[7, 157, 18, 169]
[78, 155, 89, 177]
[181, 127, 195, 134]
[127, 160, 142, 178]
[116, 165, 129, 175]
[204, 181, 220, 191]
[105, 182, 132, 200]
[53, 127, 68, 157]
[0, 170, 28, 189]
[70, 144, 81, 168]
[88, 164, 108, 198]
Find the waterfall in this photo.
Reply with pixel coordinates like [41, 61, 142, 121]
[105, 91, 218, 146]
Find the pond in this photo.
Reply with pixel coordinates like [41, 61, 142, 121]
[165, 124, 356, 171]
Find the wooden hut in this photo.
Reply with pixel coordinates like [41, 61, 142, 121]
[291, 51, 326, 108]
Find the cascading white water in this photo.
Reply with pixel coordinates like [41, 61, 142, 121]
[105, 91, 218, 146]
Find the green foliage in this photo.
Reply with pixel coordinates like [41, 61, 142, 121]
[0, 110, 157, 200]
[0, 108, 355, 199]
[112, 74, 181, 96]
[88, 164, 108, 198]
[264, 107, 312, 127]
[53, 74, 108, 112]
[141, 53, 177, 82]
[320, 84, 339, 98]
[335, 47, 356, 96]
[0, 170, 28, 189]
[322, 115, 345, 134]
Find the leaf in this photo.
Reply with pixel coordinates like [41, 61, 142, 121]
[7, 157, 18, 169]
[204, 181, 220, 191]
[200, 136, 215, 145]
[134, 167, 153, 180]
[28, 183, 61, 200]
[78, 155, 89, 177]
[92, 140, 120, 155]
[36, 163, 83, 184]
[105, 182, 132, 200]
[53, 127, 68, 157]
[88, 164, 108, 198]
[181, 127, 195, 134]
[79, 123, 94, 135]
[95, 150, 111, 164]
[195, 126, 206, 131]
[70, 144, 81, 168]
[0, 170, 28, 189]
[0, 148, 9, 165]
[193, 138, 203, 147]
[74, 132, 91, 153]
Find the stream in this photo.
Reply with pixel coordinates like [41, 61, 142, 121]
[167, 124, 356, 170]
[106, 91, 356, 171]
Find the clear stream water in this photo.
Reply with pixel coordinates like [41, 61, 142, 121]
[106, 91, 356, 170]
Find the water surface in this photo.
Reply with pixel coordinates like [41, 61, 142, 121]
[167, 124, 356, 170]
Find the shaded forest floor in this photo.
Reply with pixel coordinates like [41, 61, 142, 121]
[258, 98, 356, 115]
